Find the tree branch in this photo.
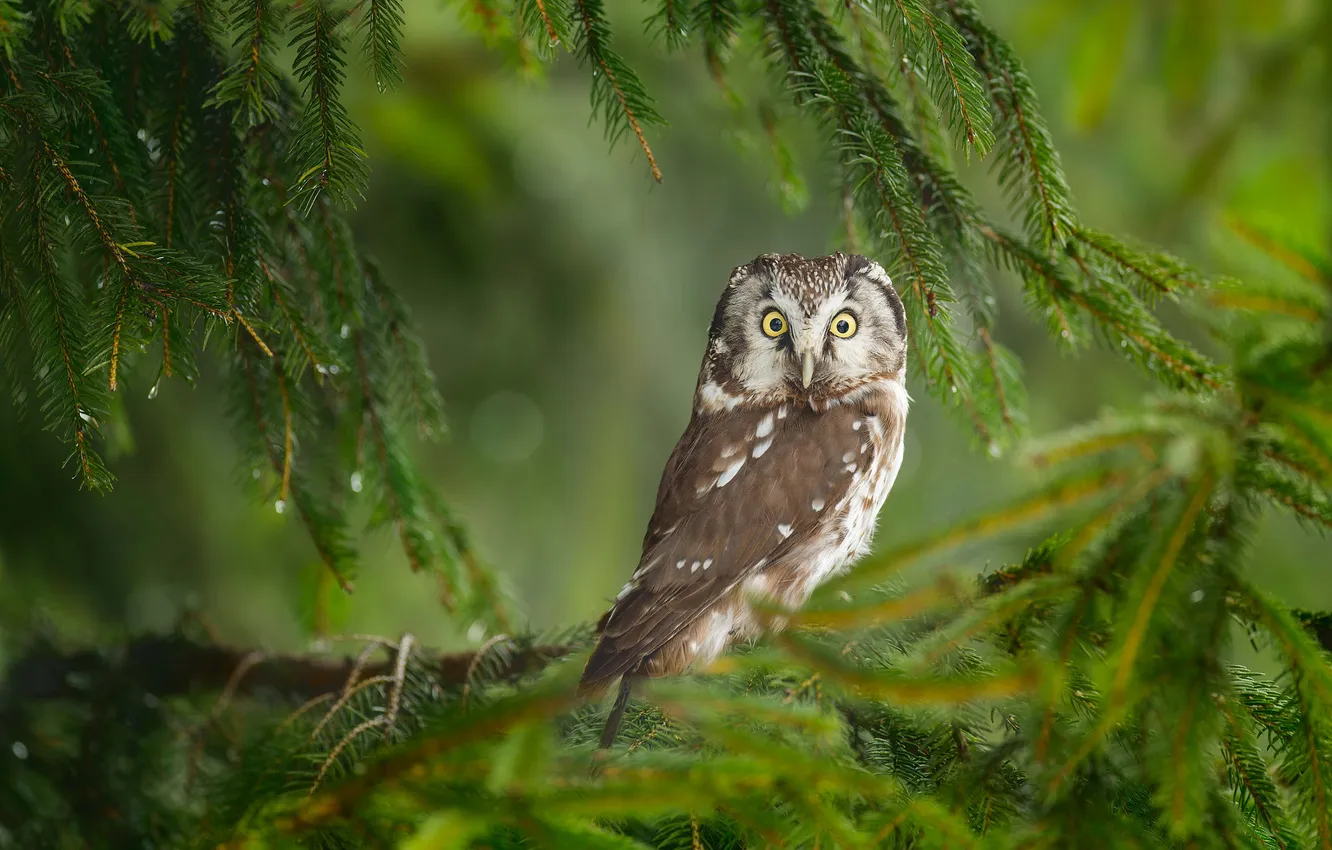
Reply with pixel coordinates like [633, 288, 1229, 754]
[0, 633, 575, 708]
[6, 595, 1330, 711]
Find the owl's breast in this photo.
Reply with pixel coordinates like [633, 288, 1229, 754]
[763, 395, 907, 610]
[603, 382, 908, 684]
[837, 410, 906, 562]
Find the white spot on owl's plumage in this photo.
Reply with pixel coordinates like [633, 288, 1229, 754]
[777, 523, 793, 538]
[777, 405, 788, 419]
[691, 560, 701, 573]
[690, 609, 736, 667]
[852, 420, 862, 430]
[616, 582, 636, 600]
[742, 573, 770, 596]
[845, 463, 858, 473]
[716, 457, 745, 487]
[755, 413, 774, 438]
[703, 558, 713, 570]
[842, 451, 855, 463]
[720, 444, 739, 458]
[697, 381, 744, 413]
[676, 559, 685, 569]
[883, 379, 911, 416]
[752, 438, 772, 458]
[812, 498, 825, 511]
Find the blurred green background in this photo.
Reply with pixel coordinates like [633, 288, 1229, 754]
[0, 0, 1327, 655]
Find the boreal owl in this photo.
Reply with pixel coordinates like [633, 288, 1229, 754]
[579, 252, 910, 747]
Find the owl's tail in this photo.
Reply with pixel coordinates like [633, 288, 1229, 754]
[579, 606, 648, 748]
[598, 675, 635, 750]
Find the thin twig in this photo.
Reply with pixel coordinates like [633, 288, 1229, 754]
[462, 633, 513, 708]
[310, 634, 414, 794]
[234, 308, 274, 357]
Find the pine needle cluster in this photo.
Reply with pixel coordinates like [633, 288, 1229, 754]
[0, 0, 508, 628]
[1, 0, 1330, 847]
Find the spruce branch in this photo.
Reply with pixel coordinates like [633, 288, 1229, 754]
[0, 1, 31, 60]
[1218, 694, 1302, 848]
[233, 305, 274, 355]
[1074, 227, 1206, 301]
[1251, 456, 1332, 530]
[14, 148, 111, 489]
[210, 0, 287, 126]
[69, 75, 137, 202]
[262, 258, 333, 377]
[818, 467, 1127, 600]
[358, 0, 404, 91]
[0, 226, 25, 404]
[309, 633, 415, 793]
[692, 0, 738, 64]
[1231, 583, 1332, 848]
[1230, 582, 1332, 708]
[569, 0, 663, 181]
[945, 0, 1075, 249]
[235, 340, 357, 591]
[1229, 217, 1332, 288]
[291, 684, 580, 829]
[364, 258, 444, 439]
[288, 0, 369, 210]
[975, 326, 1020, 432]
[981, 223, 1225, 390]
[516, 0, 569, 56]
[1207, 277, 1328, 322]
[159, 34, 194, 251]
[907, 573, 1074, 668]
[353, 324, 431, 574]
[1292, 678, 1332, 849]
[644, 0, 689, 51]
[874, 0, 994, 157]
[33, 139, 231, 394]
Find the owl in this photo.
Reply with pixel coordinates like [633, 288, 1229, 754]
[579, 252, 910, 747]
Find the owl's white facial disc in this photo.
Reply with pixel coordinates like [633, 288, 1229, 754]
[696, 253, 907, 411]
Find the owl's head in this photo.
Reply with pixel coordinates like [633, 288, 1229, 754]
[695, 253, 907, 412]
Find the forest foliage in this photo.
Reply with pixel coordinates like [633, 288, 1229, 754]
[1, 0, 1330, 847]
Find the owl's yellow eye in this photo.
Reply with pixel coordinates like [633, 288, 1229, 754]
[829, 312, 858, 338]
[761, 311, 787, 338]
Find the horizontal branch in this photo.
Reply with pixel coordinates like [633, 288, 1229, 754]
[0, 633, 574, 707]
[6, 596, 1331, 709]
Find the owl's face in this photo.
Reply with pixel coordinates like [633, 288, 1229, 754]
[696, 253, 907, 412]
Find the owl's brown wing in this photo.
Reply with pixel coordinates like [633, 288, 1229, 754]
[579, 402, 870, 691]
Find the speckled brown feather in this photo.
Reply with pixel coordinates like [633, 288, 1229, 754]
[579, 401, 875, 692]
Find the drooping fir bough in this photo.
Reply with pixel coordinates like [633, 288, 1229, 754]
[0, 0, 507, 625]
[1, 0, 1331, 847]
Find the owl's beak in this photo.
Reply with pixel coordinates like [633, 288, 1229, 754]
[801, 349, 816, 389]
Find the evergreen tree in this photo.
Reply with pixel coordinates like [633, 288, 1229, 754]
[1, 0, 1329, 847]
